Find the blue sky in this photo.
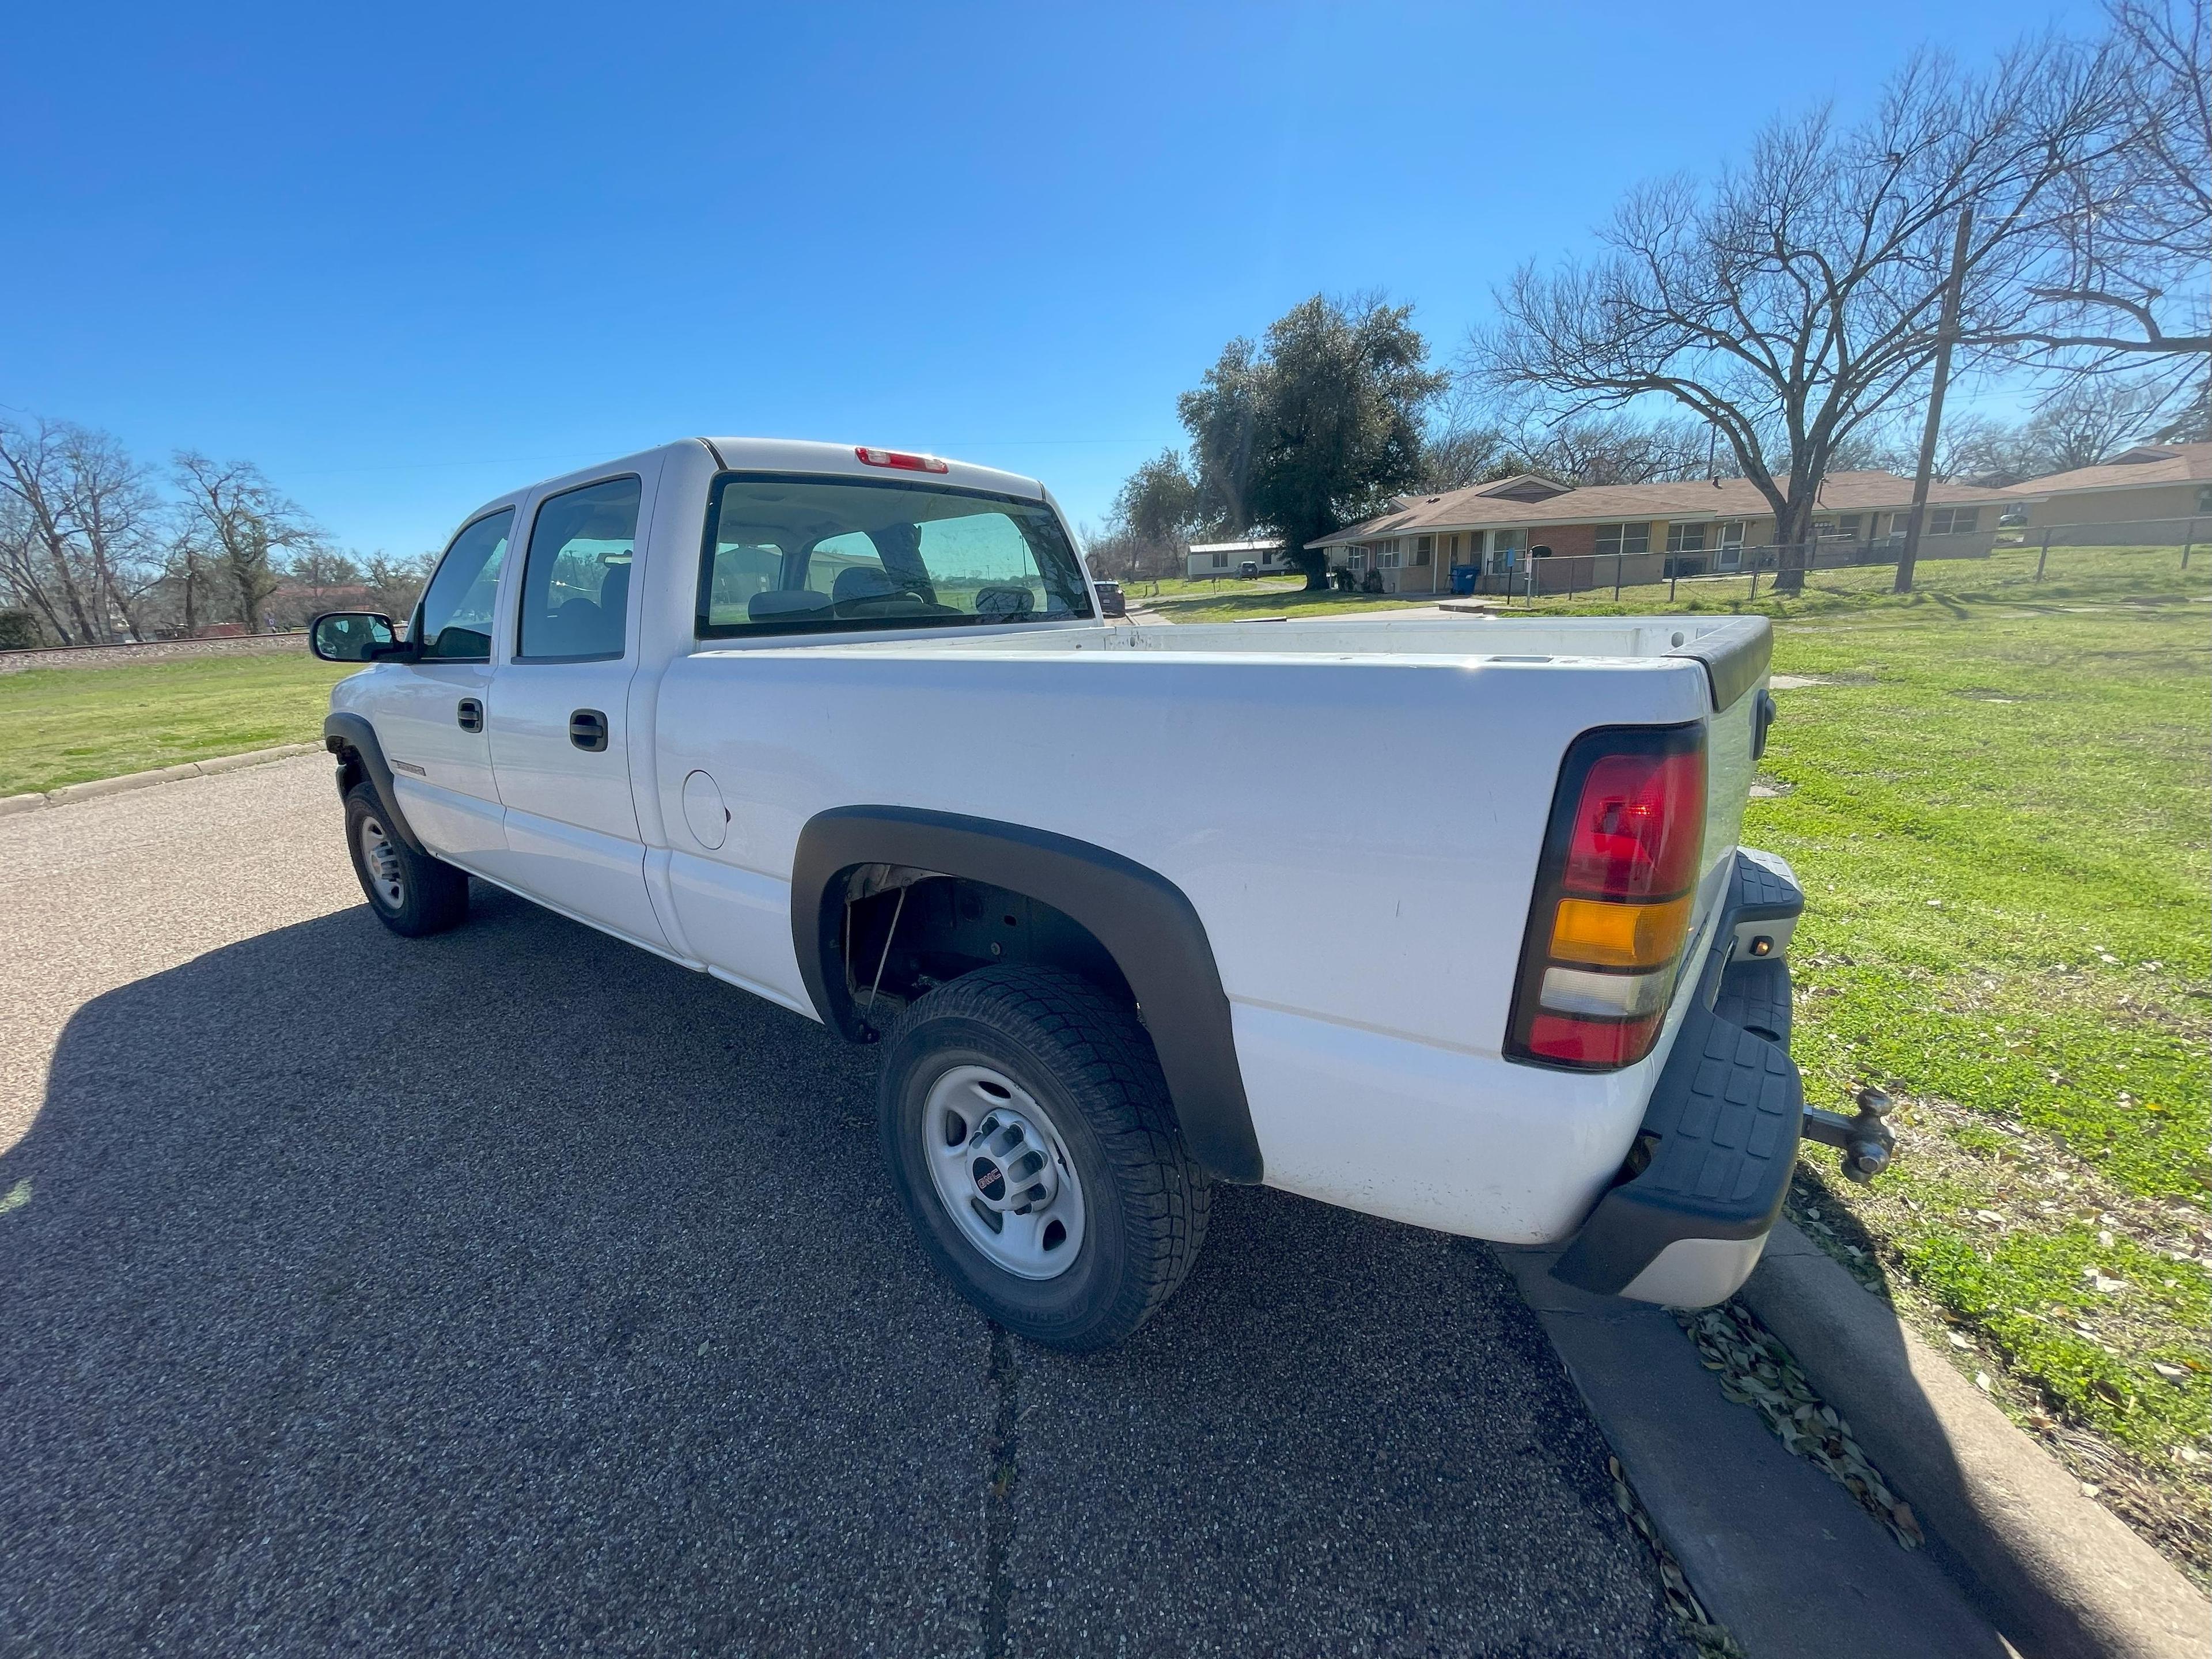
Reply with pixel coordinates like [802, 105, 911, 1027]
[2, 0, 2097, 557]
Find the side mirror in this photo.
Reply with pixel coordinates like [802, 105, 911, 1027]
[310, 611, 403, 662]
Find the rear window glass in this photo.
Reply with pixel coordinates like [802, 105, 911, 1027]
[696, 474, 1093, 638]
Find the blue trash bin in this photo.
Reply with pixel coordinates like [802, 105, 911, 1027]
[1449, 565, 1478, 596]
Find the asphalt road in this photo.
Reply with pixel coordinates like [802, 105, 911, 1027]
[0, 757, 1691, 1658]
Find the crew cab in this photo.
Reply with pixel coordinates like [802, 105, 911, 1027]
[311, 438, 1883, 1349]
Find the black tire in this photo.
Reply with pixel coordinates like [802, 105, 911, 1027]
[343, 781, 469, 937]
[877, 965, 1210, 1350]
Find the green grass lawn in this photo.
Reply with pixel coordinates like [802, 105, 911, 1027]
[1120, 571, 1441, 622]
[1115, 573, 1309, 601]
[1119, 541, 2206, 624]
[0, 651, 355, 796]
[1749, 593, 2209, 1564]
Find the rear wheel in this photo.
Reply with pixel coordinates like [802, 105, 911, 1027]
[877, 965, 1209, 1350]
[343, 781, 469, 937]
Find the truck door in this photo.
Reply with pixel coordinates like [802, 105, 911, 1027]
[375, 508, 513, 860]
[487, 467, 668, 949]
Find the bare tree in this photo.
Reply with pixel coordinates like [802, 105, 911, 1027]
[171, 452, 326, 631]
[1518, 413, 1721, 485]
[0, 418, 104, 642]
[2022, 373, 2186, 470]
[266, 545, 367, 628]
[1476, 39, 2116, 588]
[1421, 400, 1729, 491]
[0, 489, 62, 642]
[0, 416, 162, 643]
[1418, 422, 1512, 491]
[363, 551, 437, 620]
[59, 426, 162, 639]
[1998, 0, 2211, 398]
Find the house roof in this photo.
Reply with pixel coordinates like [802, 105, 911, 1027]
[1467, 472, 1574, 502]
[1186, 539, 1285, 554]
[2000, 442, 2212, 498]
[1309, 470, 2017, 548]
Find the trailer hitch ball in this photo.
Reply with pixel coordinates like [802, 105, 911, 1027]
[1842, 1086, 1896, 1184]
[1801, 1085, 1898, 1184]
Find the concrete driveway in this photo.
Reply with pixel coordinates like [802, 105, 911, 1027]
[0, 758, 1690, 1658]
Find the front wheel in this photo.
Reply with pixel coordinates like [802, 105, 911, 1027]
[877, 966, 1210, 1350]
[343, 781, 469, 937]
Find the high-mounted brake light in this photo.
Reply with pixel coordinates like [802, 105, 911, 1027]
[1507, 724, 1707, 1071]
[856, 446, 950, 474]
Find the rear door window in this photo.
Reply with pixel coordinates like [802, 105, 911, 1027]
[697, 474, 1092, 638]
[517, 477, 641, 661]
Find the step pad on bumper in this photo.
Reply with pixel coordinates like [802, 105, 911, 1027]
[1551, 849, 1806, 1300]
[1714, 956, 1791, 1046]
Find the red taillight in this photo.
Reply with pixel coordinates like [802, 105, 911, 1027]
[1525, 1011, 1663, 1067]
[1508, 725, 1706, 1071]
[855, 446, 949, 474]
[1562, 750, 1705, 900]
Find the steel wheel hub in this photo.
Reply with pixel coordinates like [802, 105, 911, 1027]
[922, 1064, 1085, 1281]
[359, 814, 404, 910]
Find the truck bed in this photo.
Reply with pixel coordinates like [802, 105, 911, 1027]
[657, 612, 1770, 1245]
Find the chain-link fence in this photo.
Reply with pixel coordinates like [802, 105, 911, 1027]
[1456, 528, 1998, 603]
[2009, 517, 2204, 577]
[1457, 517, 2202, 607]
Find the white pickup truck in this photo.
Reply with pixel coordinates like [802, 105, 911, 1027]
[312, 438, 1889, 1349]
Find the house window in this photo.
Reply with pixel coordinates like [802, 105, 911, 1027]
[1595, 522, 1650, 557]
[1414, 535, 1433, 567]
[1927, 507, 1978, 535]
[1345, 547, 1366, 572]
[2198, 485, 2212, 512]
[1379, 539, 1402, 569]
[1211, 551, 1229, 569]
[1665, 523, 1707, 553]
[1816, 515, 1862, 540]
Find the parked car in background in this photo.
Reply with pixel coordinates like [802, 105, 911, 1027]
[1094, 578, 1126, 617]
[309, 437, 1857, 1350]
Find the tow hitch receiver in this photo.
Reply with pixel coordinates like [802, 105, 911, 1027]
[1802, 1086, 1896, 1183]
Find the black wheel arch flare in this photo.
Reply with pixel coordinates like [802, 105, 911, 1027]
[323, 712, 427, 855]
[790, 806, 1264, 1184]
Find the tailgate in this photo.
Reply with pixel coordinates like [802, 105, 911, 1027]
[1668, 618, 1775, 940]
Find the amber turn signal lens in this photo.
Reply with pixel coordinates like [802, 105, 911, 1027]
[1548, 893, 1694, 969]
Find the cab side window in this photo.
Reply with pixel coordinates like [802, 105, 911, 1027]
[518, 476, 641, 662]
[415, 509, 514, 661]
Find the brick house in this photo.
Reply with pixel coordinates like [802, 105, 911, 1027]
[1308, 470, 2017, 595]
[2001, 443, 2212, 531]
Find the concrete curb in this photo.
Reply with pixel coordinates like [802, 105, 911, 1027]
[1740, 1221, 2209, 1659]
[1496, 1243, 2009, 1659]
[0, 743, 324, 816]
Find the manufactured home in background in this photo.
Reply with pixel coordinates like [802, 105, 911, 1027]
[1184, 538, 1291, 579]
[1308, 470, 2016, 596]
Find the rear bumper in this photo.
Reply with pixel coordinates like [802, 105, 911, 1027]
[1550, 849, 1806, 1306]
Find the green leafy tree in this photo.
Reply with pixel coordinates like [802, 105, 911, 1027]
[1114, 450, 1205, 547]
[1180, 295, 1447, 589]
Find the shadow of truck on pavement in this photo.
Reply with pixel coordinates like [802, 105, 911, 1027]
[0, 886, 1690, 1658]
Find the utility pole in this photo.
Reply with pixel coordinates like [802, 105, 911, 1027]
[1894, 206, 1974, 595]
